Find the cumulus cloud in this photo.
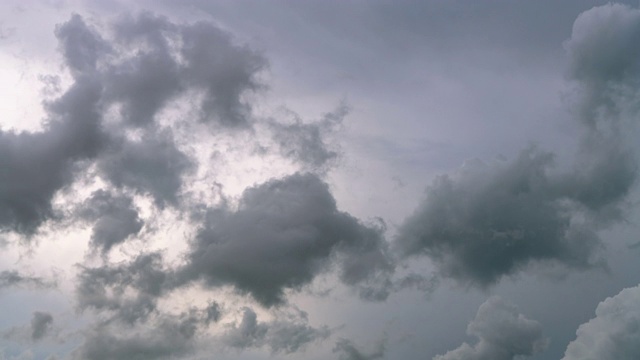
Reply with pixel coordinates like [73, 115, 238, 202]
[78, 190, 143, 254]
[395, 1, 640, 287]
[177, 172, 393, 306]
[433, 297, 548, 360]
[561, 283, 640, 360]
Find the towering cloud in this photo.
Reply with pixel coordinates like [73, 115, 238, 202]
[433, 297, 547, 360]
[561, 283, 640, 360]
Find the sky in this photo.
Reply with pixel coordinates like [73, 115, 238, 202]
[1, 1, 640, 359]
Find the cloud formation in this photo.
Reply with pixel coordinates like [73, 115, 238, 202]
[0, 271, 54, 290]
[30, 311, 54, 341]
[561, 283, 640, 360]
[395, 1, 640, 287]
[78, 190, 143, 254]
[222, 307, 329, 354]
[433, 297, 548, 360]
[178, 172, 393, 306]
[333, 338, 386, 360]
[76, 253, 170, 324]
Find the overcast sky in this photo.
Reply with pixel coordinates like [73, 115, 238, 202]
[1, 1, 640, 359]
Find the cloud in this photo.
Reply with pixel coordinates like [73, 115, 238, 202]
[433, 297, 548, 360]
[561, 283, 640, 360]
[0, 271, 54, 290]
[2, 311, 54, 343]
[55, 14, 110, 76]
[333, 338, 385, 360]
[221, 307, 329, 354]
[268, 103, 348, 171]
[177, 172, 393, 306]
[180, 19, 266, 127]
[395, 1, 640, 288]
[104, 13, 183, 128]
[394, 148, 603, 287]
[102, 12, 265, 128]
[97, 131, 194, 206]
[0, 75, 106, 234]
[0, 10, 270, 235]
[30, 311, 53, 341]
[78, 190, 143, 254]
[76, 253, 170, 324]
[565, 3, 640, 129]
[71, 313, 199, 360]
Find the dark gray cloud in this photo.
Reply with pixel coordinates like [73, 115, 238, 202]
[333, 338, 385, 360]
[0, 77, 105, 234]
[0, 11, 269, 235]
[99, 12, 265, 128]
[0, 15, 109, 235]
[395, 2, 640, 288]
[55, 14, 110, 76]
[30, 311, 53, 341]
[433, 297, 548, 360]
[561, 283, 640, 360]
[180, 20, 265, 127]
[177, 172, 393, 306]
[395, 149, 603, 287]
[104, 13, 182, 127]
[222, 307, 329, 354]
[97, 132, 193, 206]
[78, 190, 143, 254]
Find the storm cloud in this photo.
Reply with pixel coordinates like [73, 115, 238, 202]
[433, 297, 548, 360]
[178, 172, 393, 306]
